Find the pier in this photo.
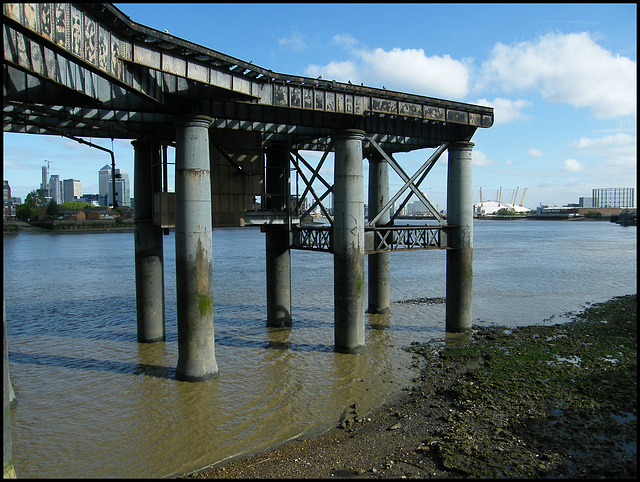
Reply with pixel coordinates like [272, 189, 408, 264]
[2, 0, 493, 419]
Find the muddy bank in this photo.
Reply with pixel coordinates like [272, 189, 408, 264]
[184, 294, 636, 479]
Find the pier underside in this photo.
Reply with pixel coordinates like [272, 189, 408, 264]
[3, 3, 493, 387]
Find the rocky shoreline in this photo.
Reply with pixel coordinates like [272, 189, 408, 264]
[183, 294, 636, 479]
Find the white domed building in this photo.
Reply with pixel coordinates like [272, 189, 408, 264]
[473, 201, 532, 217]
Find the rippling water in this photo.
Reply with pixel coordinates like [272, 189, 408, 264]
[4, 220, 636, 477]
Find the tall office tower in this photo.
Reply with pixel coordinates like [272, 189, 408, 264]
[49, 175, 63, 204]
[117, 169, 131, 207]
[99, 165, 131, 206]
[40, 164, 49, 195]
[99, 164, 111, 206]
[63, 179, 82, 203]
[105, 169, 131, 207]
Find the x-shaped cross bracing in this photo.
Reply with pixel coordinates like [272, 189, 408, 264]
[290, 139, 448, 228]
[366, 138, 448, 227]
[291, 146, 334, 225]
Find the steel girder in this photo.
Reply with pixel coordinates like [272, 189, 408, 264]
[4, 3, 493, 153]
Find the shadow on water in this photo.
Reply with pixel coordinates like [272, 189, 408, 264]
[8, 351, 176, 379]
[215, 333, 333, 352]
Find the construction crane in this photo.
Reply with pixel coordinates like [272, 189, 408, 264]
[519, 187, 528, 207]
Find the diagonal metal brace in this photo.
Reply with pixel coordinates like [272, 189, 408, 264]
[291, 149, 334, 225]
[210, 137, 253, 175]
[366, 138, 448, 225]
[294, 141, 333, 209]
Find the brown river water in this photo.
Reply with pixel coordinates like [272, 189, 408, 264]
[4, 220, 636, 477]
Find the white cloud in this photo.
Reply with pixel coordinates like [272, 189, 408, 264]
[561, 158, 584, 172]
[359, 48, 470, 98]
[479, 32, 636, 119]
[569, 133, 636, 172]
[528, 148, 544, 157]
[305, 60, 359, 83]
[333, 33, 359, 50]
[278, 32, 308, 52]
[570, 133, 635, 149]
[475, 98, 532, 124]
[304, 41, 471, 99]
[471, 149, 494, 167]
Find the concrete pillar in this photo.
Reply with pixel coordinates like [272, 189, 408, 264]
[174, 115, 219, 381]
[3, 291, 16, 478]
[333, 129, 366, 353]
[265, 143, 292, 327]
[133, 139, 166, 343]
[367, 154, 391, 314]
[446, 142, 474, 332]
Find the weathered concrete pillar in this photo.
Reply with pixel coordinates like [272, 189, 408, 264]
[3, 291, 16, 478]
[367, 153, 391, 314]
[265, 143, 292, 327]
[446, 142, 474, 332]
[174, 115, 219, 381]
[133, 139, 166, 343]
[333, 129, 366, 353]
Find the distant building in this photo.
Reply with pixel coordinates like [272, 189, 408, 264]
[3, 180, 16, 221]
[49, 174, 63, 204]
[3, 180, 11, 204]
[110, 170, 131, 207]
[474, 201, 531, 216]
[99, 164, 131, 207]
[63, 179, 82, 203]
[79, 194, 100, 206]
[579, 197, 593, 208]
[40, 164, 49, 197]
[412, 200, 428, 214]
[84, 207, 117, 219]
[592, 188, 635, 208]
[99, 164, 111, 205]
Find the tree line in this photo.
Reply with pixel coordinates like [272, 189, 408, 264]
[15, 189, 100, 221]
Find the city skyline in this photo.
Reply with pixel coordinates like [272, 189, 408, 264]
[3, 3, 636, 209]
[7, 163, 131, 207]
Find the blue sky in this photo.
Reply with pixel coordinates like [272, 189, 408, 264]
[3, 3, 636, 210]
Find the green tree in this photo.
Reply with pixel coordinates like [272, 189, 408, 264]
[15, 203, 36, 221]
[46, 199, 60, 219]
[24, 189, 46, 207]
[16, 189, 44, 220]
[59, 201, 92, 210]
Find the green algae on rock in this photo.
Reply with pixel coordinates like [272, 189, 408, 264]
[406, 294, 637, 478]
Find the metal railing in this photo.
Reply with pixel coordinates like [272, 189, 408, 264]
[290, 225, 448, 253]
[291, 225, 333, 252]
[366, 225, 447, 253]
